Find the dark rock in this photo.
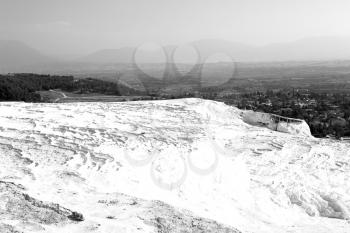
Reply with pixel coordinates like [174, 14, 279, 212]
[68, 211, 84, 222]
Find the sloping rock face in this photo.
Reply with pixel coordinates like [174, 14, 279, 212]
[242, 111, 311, 136]
[0, 181, 82, 232]
[0, 99, 349, 233]
[276, 120, 311, 135]
[97, 194, 240, 233]
[0, 180, 238, 233]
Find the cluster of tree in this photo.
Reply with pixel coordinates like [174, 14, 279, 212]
[0, 74, 74, 101]
[73, 78, 129, 95]
[0, 74, 139, 102]
[213, 89, 350, 139]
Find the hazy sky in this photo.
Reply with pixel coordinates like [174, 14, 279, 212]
[1, 0, 350, 56]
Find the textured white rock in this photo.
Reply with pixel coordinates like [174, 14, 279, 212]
[242, 110, 311, 136]
[0, 99, 349, 233]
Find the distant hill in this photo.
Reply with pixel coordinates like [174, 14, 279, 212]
[77, 40, 254, 64]
[2, 37, 350, 74]
[0, 40, 55, 72]
[78, 37, 350, 64]
[257, 36, 350, 61]
[78, 47, 135, 63]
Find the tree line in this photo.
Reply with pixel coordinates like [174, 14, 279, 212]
[0, 74, 139, 102]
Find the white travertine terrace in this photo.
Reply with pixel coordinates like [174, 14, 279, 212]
[0, 98, 349, 233]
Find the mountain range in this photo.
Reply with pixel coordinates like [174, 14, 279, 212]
[1, 36, 350, 72]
